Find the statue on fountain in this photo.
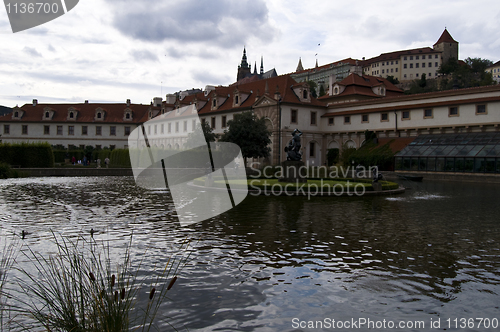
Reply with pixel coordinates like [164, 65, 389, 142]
[285, 129, 303, 161]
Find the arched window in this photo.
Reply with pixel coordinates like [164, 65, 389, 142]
[125, 113, 130, 119]
[14, 111, 18, 117]
[97, 112, 102, 119]
[45, 111, 50, 118]
[69, 112, 74, 118]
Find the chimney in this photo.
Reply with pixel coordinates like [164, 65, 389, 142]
[126, 99, 131, 107]
[153, 97, 162, 107]
[32, 99, 38, 106]
[85, 100, 89, 104]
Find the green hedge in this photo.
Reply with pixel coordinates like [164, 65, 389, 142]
[110, 149, 131, 168]
[347, 141, 396, 171]
[0, 143, 54, 168]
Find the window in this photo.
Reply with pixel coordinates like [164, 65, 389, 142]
[344, 116, 350, 124]
[402, 111, 410, 120]
[429, 62, 432, 68]
[147, 126, 151, 135]
[235, 95, 239, 105]
[410, 64, 413, 68]
[212, 99, 217, 108]
[110, 126, 116, 136]
[435, 54, 438, 59]
[309, 142, 315, 157]
[45, 111, 50, 118]
[68, 126, 74, 135]
[310, 111, 317, 125]
[22, 125, 28, 135]
[3, 124, 9, 134]
[96, 126, 102, 135]
[476, 104, 487, 114]
[328, 118, 334, 125]
[168, 123, 171, 133]
[211, 117, 216, 129]
[415, 63, 419, 68]
[97, 112, 102, 119]
[435, 62, 438, 67]
[382, 69, 385, 74]
[125, 126, 131, 136]
[291, 109, 297, 123]
[381, 113, 388, 121]
[154, 125, 157, 134]
[416, 56, 419, 60]
[44, 125, 50, 135]
[161, 124, 164, 134]
[422, 63, 425, 68]
[183, 121, 188, 132]
[424, 109, 433, 118]
[175, 122, 179, 132]
[125, 113, 130, 119]
[57, 125, 63, 135]
[404, 56, 407, 60]
[14, 111, 19, 117]
[396, 68, 398, 72]
[82, 126, 88, 135]
[69, 112, 74, 119]
[362, 114, 369, 123]
[449, 107, 459, 117]
[404, 64, 407, 69]
[410, 56, 413, 60]
[222, 116, 227, 128]
[303, 90, 308, 99]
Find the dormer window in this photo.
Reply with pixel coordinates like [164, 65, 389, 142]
[303, 90, 308, 99]
[95, 108, 105, 121]
[123, 109, 133, 121]
[212, 99, 217, 108]
[125, 113, 130, 119]
[69, 112, 74, 119]
[14, 111, 18, 117]
[45, 111, 50, 118]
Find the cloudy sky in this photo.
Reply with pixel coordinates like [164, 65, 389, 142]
[1, 0, 499, 107]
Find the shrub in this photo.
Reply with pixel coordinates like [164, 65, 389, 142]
[0, 143, 54, 168]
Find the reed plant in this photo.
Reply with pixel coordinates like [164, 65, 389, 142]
[0, 235, 19, 331]
[9, 232, 191, 331]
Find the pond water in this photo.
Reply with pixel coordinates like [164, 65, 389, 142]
[0, 176, 499, 331]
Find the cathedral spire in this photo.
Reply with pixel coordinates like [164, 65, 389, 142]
[239, 47, 249, 69]
[296, 57, 304, 72]
[254, 61, 257, 74]
[260, 56, 264, 75]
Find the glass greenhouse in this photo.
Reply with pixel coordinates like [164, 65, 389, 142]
[395, 132, 500, 173]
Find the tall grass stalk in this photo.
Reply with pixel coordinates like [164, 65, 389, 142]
[10, 231, 191, 331]
[0, 235, 19, 331]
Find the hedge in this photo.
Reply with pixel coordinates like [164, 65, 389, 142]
[0, 142, 54, 168]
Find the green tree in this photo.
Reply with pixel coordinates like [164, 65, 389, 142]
[306, 80, 318, 98]
[185, 121, 217, 148]
[319, 84, 326, 97]
[386, 75, 400, 85]
[219, 111, 271, 165]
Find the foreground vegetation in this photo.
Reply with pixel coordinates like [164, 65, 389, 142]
[0, 232, 191, 331]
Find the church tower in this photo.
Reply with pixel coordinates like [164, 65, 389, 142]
[433, 28, 459, 64]
[237, 47, 251, 81]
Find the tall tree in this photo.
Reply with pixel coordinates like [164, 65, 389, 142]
[219, 111, 271, 165]
[185, 121, 217, 149]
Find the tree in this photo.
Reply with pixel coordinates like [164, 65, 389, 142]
[219, 111, 271, 165]
[386, 75, 400, 85]
[185, 121, 217, 148]
[306, 80, 318, 98]
[319, 84, 326, 97]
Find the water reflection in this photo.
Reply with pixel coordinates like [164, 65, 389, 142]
[1, 177, 500, 331]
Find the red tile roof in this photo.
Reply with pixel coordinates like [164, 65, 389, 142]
[318, 73, 403, 100]
[434, 28, 458, 46]
[0, 102, 159, 124]
[293, 58, 358, 75]
[361, 47, 440, 66]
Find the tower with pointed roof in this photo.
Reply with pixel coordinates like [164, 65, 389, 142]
[237, 47, 251, 81]
[433, 28, 459, 64]
[296, 58, 304, 72]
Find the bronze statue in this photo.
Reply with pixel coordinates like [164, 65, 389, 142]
[285, 129, 303, 161]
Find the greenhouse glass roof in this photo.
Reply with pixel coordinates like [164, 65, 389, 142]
[395, 133, 500, 158]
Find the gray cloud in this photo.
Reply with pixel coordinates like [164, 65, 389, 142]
[23, 47, 42, 57]
[130, 49, 159, 62]
[107, 0, 277, 48]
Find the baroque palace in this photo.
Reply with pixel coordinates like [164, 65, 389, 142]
[1, 29, 499, 172]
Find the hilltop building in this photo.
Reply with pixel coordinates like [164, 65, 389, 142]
[236, 48, 277, 84]
[361, 28, 459, 82]
[486, 60, 500, 83]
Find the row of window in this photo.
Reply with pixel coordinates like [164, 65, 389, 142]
[404, 62, 439, 69]
[200, 116, 227, 130]
[403, 54, 439, 60]
[2, 125, 131, 136]
[290, 105, 487, 127]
